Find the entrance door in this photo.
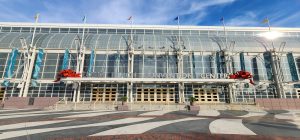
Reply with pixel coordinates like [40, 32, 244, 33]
[92, 88, 117, 102]
[92, 88, 104, 101]
[296, 89, 300, 98]
[0, 87, 4, 101]
[193, 88, 219, 103]
[136, 88, 175, 103]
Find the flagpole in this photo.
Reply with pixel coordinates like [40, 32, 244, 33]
[81, 16, 86, 50]
[177, 16, 180, 49]
[127, 16, 134, 102]
[78, 16, 86, 75]
[74, 16, 87, 102]
[222, 18, 228, 49]
[130, 17, 133, 45]
[30, 13, 39, 48]
[267, 18, 271, 31]
[22, 13, 40, 97]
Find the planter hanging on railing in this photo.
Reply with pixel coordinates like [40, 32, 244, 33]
[54, 69, 81, 82]
[229, 70, 255, 85]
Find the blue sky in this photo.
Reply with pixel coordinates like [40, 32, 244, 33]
[0, 0, 300, 27]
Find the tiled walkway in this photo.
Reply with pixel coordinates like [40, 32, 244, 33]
[0, 109, 299, 140]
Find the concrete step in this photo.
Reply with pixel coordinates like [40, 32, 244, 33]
[47, 102, 262, 112]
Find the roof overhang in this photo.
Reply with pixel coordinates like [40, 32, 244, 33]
[0, 22, 300, 32]
[60, 77, 249, 84]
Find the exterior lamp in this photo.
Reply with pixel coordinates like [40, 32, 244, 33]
[257, 31, 283, 40]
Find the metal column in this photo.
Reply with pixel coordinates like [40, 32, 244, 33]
[177, 46, 184, 103]
[74, 33, 86, 102]
[22, 14, 39, 97]
[127, 35, 134, 102]
[269, 50, 284, 98]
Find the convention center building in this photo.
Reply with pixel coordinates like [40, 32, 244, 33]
[0, 22, 300, 104]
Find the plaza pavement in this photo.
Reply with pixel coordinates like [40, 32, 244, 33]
[0, 108, 299, 140]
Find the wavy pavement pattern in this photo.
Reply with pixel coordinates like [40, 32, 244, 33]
[209, 119, 256, 135]
[138, 110, 174, 116]
[2, 109, 300, 138]
[58, 111, 130, 118]
[0, 117, 154, 139]
[0, 110, 98, 119]
[91, 117, 204, 136]
[197, 110, 220, 116]
[0, 120, 72, 131]
[239, 111, 267, 118]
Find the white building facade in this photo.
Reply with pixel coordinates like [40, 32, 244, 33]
[0, 22, 300, 103]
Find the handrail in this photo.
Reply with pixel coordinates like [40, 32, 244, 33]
[112, 100, 118, 110]
[93, 98, 100, 110]
[62, 97, 68, 104]
[54, 97, 69, 110]
[55, 97, 65, 110]
[73, 98, 85, 110]
[77, 97, 84, 104]
[74, 101, 77, 110]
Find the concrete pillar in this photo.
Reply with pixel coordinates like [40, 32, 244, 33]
[228, 83, 235, 103]
[127, 82, 133, 102]
[179, 82, 185, 103]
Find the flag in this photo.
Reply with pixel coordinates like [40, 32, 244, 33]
[32, 49, 44, 79]
[34, 13, 40, 20]
[174, 16, 179, 21]
[61, 49, 69, 70]
[3, 49, 19, 87]
[220, 17, 224, 22]
[262, 18, 269, 24]
[82, 16, 86, 22]
[128, 16, 132, 21]
[87, 50, 95, 77]
[34, 13, 40, 23]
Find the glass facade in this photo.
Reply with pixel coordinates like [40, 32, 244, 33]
[0, 24, 300, 103]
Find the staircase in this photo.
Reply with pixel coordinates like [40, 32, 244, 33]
[0, 88, 4, 108]
[49, 102, 262, 112]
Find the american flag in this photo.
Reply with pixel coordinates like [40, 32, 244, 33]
[128, 16, 132, 21]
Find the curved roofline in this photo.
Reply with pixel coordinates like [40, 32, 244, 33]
[0, 22, 300, 32]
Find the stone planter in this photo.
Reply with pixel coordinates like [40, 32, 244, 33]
[190, 101, 195, 106]
[116, 105, 129, 111]
[187, 105, 199, 111]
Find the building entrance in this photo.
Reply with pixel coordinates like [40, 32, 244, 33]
[0, 87, 4, 101]
[296, 89, 300, 98]
[136, 88, 175, 103]
[193, 88, 219, 103]
[92, 87, 117, 102]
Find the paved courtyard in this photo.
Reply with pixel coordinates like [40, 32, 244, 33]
[0, 108, 299, 140]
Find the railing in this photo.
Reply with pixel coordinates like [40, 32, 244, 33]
[112, 100, 118, 110]
[55, 97, 68, 110]
[93, 98, 100, 110]
[73, 97, 86, 110]
[79, 97, 85, 104]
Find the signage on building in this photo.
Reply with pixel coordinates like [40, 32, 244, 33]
[89, 72, 229, 79]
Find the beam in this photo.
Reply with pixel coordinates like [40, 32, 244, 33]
[60, 77, 246, 84]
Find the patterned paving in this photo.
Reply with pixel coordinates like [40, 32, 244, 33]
[0, 109, 299, 140]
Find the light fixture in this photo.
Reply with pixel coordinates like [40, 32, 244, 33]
[257, 31, 283, 40]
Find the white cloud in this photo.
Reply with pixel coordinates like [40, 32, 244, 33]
[37, 0, 236, 25]
[0, 0, 236, 25]
[189, 0, 235, 13]
[226, 11, 260, 26]
[0, 0, 32, 22]
[272, 12, 300, 27]
[38, 1, 83, 23]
